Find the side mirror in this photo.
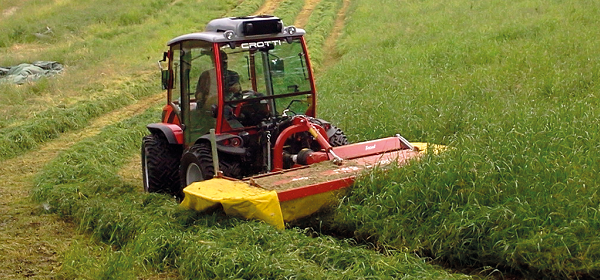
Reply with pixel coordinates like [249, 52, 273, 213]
[271, 58, 284, 77]
[158, 51, 170, 90]
[161, 70, 170, 90]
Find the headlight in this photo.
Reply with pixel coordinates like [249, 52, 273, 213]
[285, 26, 296, 35]
[223, 30, 235, 40]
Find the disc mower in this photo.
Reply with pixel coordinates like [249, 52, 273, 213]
[142, 15, 426, 228]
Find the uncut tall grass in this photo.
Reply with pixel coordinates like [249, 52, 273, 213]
[317, 0, 600, 278]
[304, 0, 344, 69]
[273, 0, 306, 27]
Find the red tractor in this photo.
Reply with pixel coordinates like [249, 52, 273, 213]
[142, 15, 351, 197]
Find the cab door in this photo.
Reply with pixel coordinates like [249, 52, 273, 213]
[172, 41, 219, 146]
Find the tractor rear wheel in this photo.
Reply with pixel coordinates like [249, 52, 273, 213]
[179, 142, 241, 198]
[141, 134, 182, 195]
[328, 125, 349, 146]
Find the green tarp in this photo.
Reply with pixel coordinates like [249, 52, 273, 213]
[0, 61, 63, 85]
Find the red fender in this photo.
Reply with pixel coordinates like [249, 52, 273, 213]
[147, 123, 184, 145]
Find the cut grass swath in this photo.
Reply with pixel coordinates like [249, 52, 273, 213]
[303, 0, 345, 71]
[272, 0, 306, 26]
[0, 75, 158, 161]
[226, 0, 266, 16]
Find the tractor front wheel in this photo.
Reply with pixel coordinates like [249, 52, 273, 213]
[179, 143, 214, 196]
[141, 134, 182, 195]
[179, 142, 242, 198]
[309, 118, 350, 147]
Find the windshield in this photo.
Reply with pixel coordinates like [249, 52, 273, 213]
[218, 37, 314, 128]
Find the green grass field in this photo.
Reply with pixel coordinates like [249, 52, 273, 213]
[317, 0, 600, 278]
[2, 0, 600, 278]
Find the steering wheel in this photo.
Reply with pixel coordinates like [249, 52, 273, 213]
[282, 99, 304, 116]
[231, 90, 270, 126]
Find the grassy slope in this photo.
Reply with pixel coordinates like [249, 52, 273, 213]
[316, 0, 600, 278]
[0, 0, 247, 159]
[0, 0, 165, 159]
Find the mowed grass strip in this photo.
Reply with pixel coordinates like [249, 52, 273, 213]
[303, 0, 344, 70]
[272, 0, 306, 27]
[0, 74, 156, 161]
[0, 0, 171, 157]
[315, 0, 600, 278]
[0, 0, 247, 158]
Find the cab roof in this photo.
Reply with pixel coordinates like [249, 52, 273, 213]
[167, 15, 305, 46]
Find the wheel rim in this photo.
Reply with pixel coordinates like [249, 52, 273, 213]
[185, 163, 203, 186]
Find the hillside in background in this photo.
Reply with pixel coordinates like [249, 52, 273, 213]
[1, 0, 599, 279]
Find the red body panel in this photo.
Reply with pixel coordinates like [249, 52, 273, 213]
[150, 123, 184, 144]
[300, 36, 317, 117]
[213, 45, 225, 134]
[161, 104, 181, 125]
[277, 178, 352, 202]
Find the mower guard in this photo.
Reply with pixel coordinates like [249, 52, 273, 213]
[181, 137, 437, 228]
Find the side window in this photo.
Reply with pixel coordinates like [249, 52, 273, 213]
[271, 43, 311, 93]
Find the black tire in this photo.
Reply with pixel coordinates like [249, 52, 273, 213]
[309, 118, 349, 147]
[179, 142, 241, 197]
[141, 134, 182, 195]
[328, 125, 349, 147]
[180, 143, 214, 193]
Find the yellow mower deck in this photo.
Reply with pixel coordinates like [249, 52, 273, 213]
[181, 141, 437, 228]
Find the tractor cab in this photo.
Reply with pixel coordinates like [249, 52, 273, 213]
[159, 16, 316, 146]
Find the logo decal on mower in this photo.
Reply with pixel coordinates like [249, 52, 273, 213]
[241, 40, 282, 49]
[365, 144, 376, 151]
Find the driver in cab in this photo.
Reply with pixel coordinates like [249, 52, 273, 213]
[195, 50, 241, 108]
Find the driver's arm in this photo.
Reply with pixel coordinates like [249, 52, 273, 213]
[224, 70, 242, 101]
[226, 70, 241, 93]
